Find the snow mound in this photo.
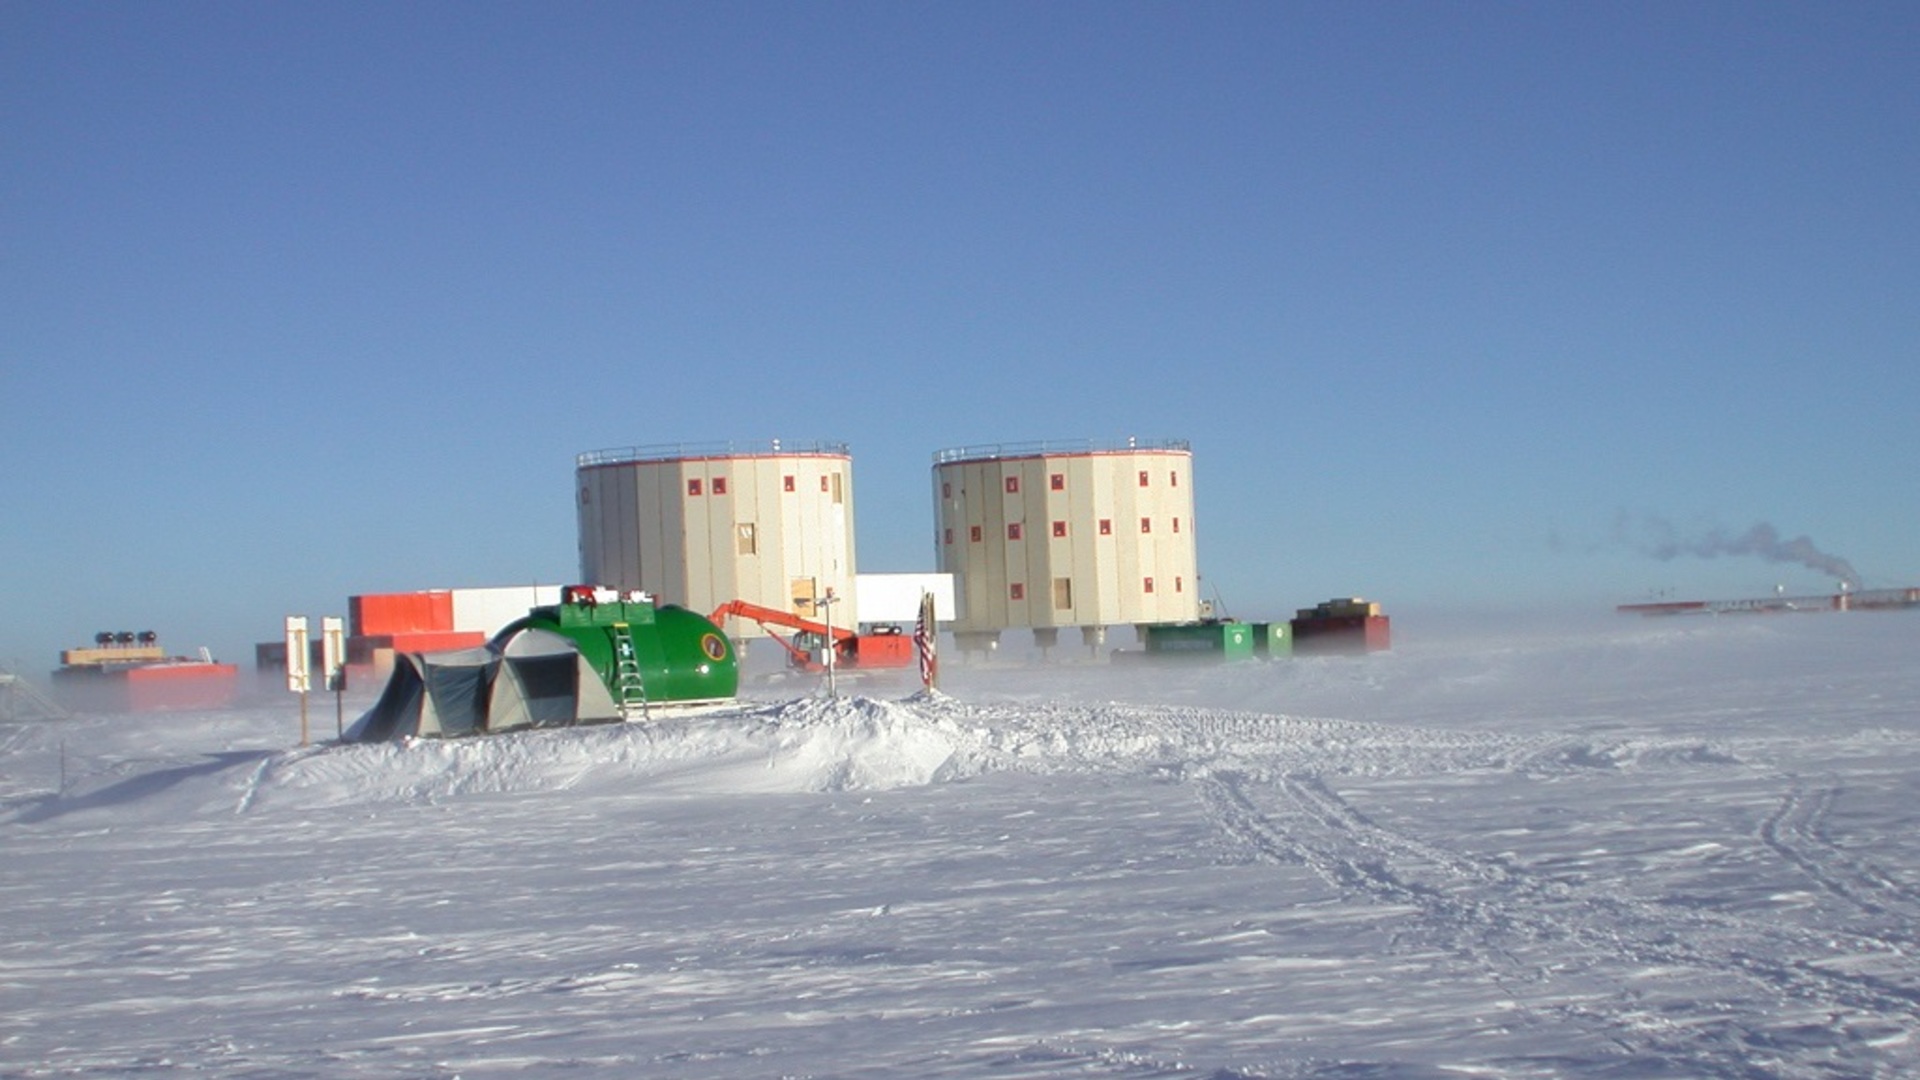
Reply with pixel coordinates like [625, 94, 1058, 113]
[229, 695, 976, 812]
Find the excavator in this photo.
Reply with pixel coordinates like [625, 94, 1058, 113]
[708, 599, 915, 672]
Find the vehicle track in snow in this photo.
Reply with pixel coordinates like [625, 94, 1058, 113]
[1761, 780, 1920, 930]
[1197, 770, 1920, 1079]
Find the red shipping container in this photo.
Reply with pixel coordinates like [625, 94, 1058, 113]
[847, 632, 916, 668]
[347, 630, 486, 662]
[123, 663, 241, 711]
[1290, 615, 1391, 655]
[350, 592, 456, 636]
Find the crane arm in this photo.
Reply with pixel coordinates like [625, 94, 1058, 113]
[708, 599, 855, 642]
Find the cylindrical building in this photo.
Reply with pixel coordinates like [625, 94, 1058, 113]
[932, 439, 1199, 653]
[577, 441, 858, 627]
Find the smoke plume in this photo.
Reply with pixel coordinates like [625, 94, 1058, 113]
[1619, 514, 1862, 590]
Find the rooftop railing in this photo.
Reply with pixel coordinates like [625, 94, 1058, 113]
[577, 440, 851, 468]
[931, 437, 1190, 465]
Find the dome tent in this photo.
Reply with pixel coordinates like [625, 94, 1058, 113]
[347, 627, 621, 742]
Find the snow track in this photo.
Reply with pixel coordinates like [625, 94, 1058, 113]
[1197, 767, 1920, 1079]
[1761, 781, 1920, 927]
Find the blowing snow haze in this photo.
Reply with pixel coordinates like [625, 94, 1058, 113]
[8, 614, 1920, 1076]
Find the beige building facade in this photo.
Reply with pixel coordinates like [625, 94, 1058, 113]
[932, 439, 1199, 651]
[576, 442, 858, 626]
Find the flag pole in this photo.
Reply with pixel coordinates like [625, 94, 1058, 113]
[915, 591, 939, 692]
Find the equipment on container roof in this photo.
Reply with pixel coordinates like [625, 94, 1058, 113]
[1291, 598, 1392, 655]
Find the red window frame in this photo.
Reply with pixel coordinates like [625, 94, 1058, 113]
[1140, 517, 1152, 533]
[1049, 473, 1065, 491]
[687, 478, 703, 496]
[1009, 583, 1025, 601]
[1005, 476, 1020, 494]
[783, 475, 796, 492]
[1099, 519, 1112, 536]
[943, 528, 954, 545]
[1138, 470, 1150, 487]
[712, 477, 727, 496]
[1051, 520, 1067, 538]
[1143, 576, 1155, 593]
[1007, 523, 1023, 541]
[970, 525, 982, 542]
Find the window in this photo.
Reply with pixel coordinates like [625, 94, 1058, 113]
[579, 487, 591, 505]
[736, 523, 757, 555]
[1099, 519, 1112, 536]
[1049, 473, 1065, 491]
[1051, 520, 1067, 538]
[1138, 470, 1150, 487]
[970, 525, 982, 542]
[1005, 476, 1020, 494]
[1007, 522, 1023, 540]
[1175, 576, 1183, 592]
[1141, 517, 1152, 533]
[712, 477, 727, 496]
[783, 475, 796, 492]
[1009, 583, 1025, 601]
[821, 476, 830, 492]
[687, 478, 703, 496]
[943, 527, 954, 545]
[1171, 471, 1179, 487]
[1144, 577, 1155, 593]
[942, 481, 951, 498]
[1172, 517, 1180, 533]
[1053, 577, 1073, 610]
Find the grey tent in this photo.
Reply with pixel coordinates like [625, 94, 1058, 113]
[347, 628, 620, 742]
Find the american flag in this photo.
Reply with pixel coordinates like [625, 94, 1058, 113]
[913, 591, 938, 690]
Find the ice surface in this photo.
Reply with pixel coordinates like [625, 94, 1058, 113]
[4, 612, 1920, 1077]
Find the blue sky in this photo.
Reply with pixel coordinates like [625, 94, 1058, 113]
[5, 1, 1916, 670]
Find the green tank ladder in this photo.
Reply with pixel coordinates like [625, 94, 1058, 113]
[610, 622, 651, 720]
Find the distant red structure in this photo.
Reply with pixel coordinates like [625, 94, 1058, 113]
[52, 633, 238, 712]
[1619, 587, 1920, 616]
[1291, 598, 1391, 655]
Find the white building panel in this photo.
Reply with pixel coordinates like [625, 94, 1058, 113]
[854, 573, 957, 627]
[450, 586, 565, 636]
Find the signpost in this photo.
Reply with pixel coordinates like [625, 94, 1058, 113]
[321, 616, 345, 738]
[816, 589, 839, 699]
[284, 616, 311, 745]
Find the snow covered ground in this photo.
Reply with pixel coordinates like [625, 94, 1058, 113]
[5, 611, 1920, 1078]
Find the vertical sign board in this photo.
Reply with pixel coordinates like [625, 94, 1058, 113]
[321, 616, 346, 738]
[285, 616, 310, 746]
[320, 617, 345, 691]
[285, 616, 311, 693]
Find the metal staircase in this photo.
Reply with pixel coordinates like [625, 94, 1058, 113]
[610, 622, 650, 720]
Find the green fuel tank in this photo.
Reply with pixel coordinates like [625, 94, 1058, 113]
[496, 592, 738, 705]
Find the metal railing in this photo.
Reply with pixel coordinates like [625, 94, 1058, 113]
[931, 437, 1190, 465]
[577, 440, 851, 468]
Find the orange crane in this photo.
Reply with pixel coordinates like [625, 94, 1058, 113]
[708, 599, 915, 671]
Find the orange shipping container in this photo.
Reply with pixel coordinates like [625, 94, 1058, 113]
[347, 630, 485, 663]
[350, 592, 455, 636]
